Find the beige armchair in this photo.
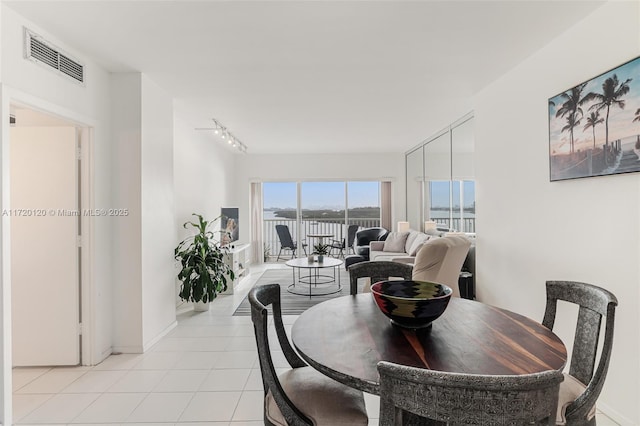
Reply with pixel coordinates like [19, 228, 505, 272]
[411, 235, 472, 298]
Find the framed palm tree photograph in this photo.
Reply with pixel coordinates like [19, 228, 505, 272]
[549, 55, 640, 181]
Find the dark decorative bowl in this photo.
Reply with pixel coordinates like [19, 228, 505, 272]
[370, 280, 452, 329]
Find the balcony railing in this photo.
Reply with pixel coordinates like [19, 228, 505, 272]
[264, 218, 380, 260]
[263, 217, 476, 261]
[432, 217, 476, 233]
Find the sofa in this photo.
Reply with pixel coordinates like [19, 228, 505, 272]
[368, 229, 476, 298]
[369, 229, 445, 263]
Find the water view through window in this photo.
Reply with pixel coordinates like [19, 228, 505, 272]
[263, 181, 381, 260]
[429, 180, 476, 232]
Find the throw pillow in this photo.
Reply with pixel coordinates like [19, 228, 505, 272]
[404, 230, 420, 254]
[408, 233, 432, 256]
[383, 232, 409, 252]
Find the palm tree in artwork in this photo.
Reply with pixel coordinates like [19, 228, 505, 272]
[583, 111, 604, 150]
[633, 108, 640, 123]
[556, 83, 587, 153]
[562, 113, 581, 152]
[584, 74, 632, 148]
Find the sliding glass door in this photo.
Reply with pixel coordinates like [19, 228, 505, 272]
[347, 182, 380, 228]
[301, 182, 345, 251]
[263, 183, 299, 260]
[263, 181, 381, 261]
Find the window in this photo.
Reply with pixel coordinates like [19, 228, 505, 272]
[347, 182, 380, 228]
[262, 181, 381, 260]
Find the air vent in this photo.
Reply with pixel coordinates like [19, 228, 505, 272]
[24, 28, 85, 84]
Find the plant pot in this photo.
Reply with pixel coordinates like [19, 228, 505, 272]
[317, 255, 324, 263]
[193, 301, 210, 312]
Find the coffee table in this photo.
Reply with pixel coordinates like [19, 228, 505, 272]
[285, 257, 343, 297]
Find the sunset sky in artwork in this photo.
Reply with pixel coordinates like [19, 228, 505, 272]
[549, 57, 640, 155]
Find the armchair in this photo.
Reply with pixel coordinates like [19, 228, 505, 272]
[354, 227, 388, 260]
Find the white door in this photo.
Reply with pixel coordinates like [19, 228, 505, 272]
[10, 126, 80, 366]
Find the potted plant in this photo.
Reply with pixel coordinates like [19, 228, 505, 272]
[175, 213, 235, 311]
[313, 242, 330, 262]
[263, 242, 271, 262]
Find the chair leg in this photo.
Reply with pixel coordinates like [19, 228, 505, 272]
[276, 248, 282, 262]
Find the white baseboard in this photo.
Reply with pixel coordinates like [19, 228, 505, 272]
[598, 400, 635, 425]
[111, 345, 144, 354]
[142, 320, 178, 352]
[111, 321, 178, 354]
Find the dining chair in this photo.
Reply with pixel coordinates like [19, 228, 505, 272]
[348, 260, 413, 295]
[249, 284, 368, 426]
[275, 224, 307, 261]
[542, 280, 618, 425]
[378, 361, 564, 425]
[411, 234, 471, 298]
[329, 224, 359, 258]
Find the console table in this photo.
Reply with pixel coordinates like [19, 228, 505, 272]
[221, 243, 251, 295]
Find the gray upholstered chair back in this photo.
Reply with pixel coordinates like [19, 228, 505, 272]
[347, 261, 413, 295]
[542, 280, 618, 424]
[249, 284, 312, 425]
[378, 361, 563, 425]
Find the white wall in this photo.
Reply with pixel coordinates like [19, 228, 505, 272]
[234, 152, 406, 246]
[173, 114, 236, 242]
[111, 73, 177, 352]
[1, 4, 114, 362]
[172, 114, 236, 305]
[475, 1, 639, 423]
[140, 75, 176, 348]
[0, 5, 114, 423]
[111, 73, 143, 351]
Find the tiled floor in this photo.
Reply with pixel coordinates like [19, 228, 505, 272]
[13, 263, 620, 425]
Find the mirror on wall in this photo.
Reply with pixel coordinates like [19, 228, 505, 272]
[451, 117, 475, 233]
[405, 147, 423, 231]
[424, 131, 451, 230]
[406, 113, 475, 233]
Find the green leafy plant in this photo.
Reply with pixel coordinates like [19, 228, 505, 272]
[313, 242, 330, 256]
[175, 214, 235, 303]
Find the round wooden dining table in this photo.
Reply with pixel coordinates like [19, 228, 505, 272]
[291, 294, 567, 395]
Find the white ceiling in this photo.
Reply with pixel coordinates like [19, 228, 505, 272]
[5, 0, 604, 154]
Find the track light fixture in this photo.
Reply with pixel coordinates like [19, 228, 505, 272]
[212, 118, 246, 153]
[196, 118, 247, 153]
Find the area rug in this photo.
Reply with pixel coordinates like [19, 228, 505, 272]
[233, 267, 361, 316]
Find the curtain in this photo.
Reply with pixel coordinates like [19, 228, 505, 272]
[380, 181, 392, 231]
[250, 182, 263, 264]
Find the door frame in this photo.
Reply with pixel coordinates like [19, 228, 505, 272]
[0, 84, 95, 424]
